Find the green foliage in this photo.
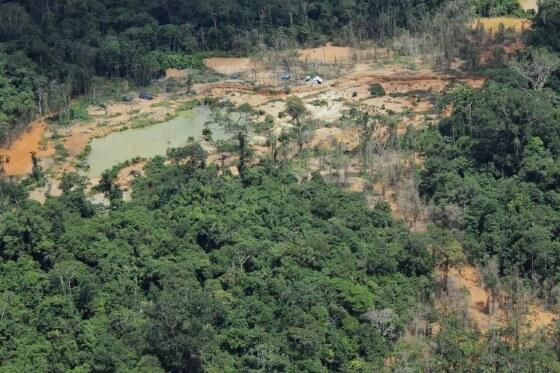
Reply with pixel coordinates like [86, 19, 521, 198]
[0, 158, 432, 371]
[369, 83, 386, 97]
[0, 53, 38, 144]
[436, 82, 559, 177]
[30, 152, 43, 181]
[2, 1, 560, 369]
[393, 316, 560, 371]
[418, 76, 560, 292]
[54, 143, 69, 162]
[285, 96, 308, 124]
[532, 0, 560, 53]
[166, 142, 207, 168]
[154, 52, 205, 70]
[530, 0, 560, 93]
[177, 100, 200, 112]
[76, 144, 92, 162]
[472, 0, 523, 16]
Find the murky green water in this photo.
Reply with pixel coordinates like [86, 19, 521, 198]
[86, 108, 224, 176]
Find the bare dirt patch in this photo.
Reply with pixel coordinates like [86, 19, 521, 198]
[115, 160, 147, 190]
[519, 0, 538, 11]
[12, 45, 486, 194]
[0, 120, 54, 176]
[526, 305, 556, 331]
[28, 179, 62, 204]
[448, 266, 557, 333]
[204, 57, 262, 75]
[474, 17, 531, 33]
[165, 68, 188, 79]
[449, 266, 505, 331]
[298, 44, 353, 64]
[311, 127, 358, 149]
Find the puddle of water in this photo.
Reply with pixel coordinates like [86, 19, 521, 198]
[86, 107, 224, 176]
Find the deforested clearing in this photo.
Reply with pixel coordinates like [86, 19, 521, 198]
[0, 120, 54, 176]
[2, 0, 560, 371]
[203, 57, 262, 75]
[473, 17, 532, 33]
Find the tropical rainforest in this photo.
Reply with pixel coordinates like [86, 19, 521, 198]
[2, 0, 560, 372]
[0, 0, 538, 144]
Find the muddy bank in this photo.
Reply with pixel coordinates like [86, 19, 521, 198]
[0, 120, 54, 176]
[85, 108, 226, 176]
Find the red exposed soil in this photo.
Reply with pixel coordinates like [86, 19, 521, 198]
[448, 266, 556, 332]
[0, 120, 54, 176]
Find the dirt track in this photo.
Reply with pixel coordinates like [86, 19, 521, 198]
[519, 0, 538, 11]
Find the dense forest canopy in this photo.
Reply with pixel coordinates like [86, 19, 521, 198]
[414, 4, 560, 315]
[0, 0, 531, 145]
[2, 0, 560, 371]
[0, 0, 446, 85]
[0, 0, 450, 145]
[0, 161, 433, 372]
[419, 81, 560, 280]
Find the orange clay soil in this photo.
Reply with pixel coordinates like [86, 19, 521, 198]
[13, 48, 485, 184]
[479, 40, 527, 64]
[115, 160, 147, 190]
[473, 17, 531, 34]
[449, 266, 556, 332]
[297, 44, 353, 64]
[203, 57, 262, 75]
[165, 68, 188, 79]
[0, 120, 54, 176]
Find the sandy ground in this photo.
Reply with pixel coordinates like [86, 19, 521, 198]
[298, 44, 353, 64]
[4, 42, 556, 333]
[311, 127, 359, 149]
[166, 68, 188, 79]
[13, 50, 485, 204]
[203, 58, 262, 75]
[0, 120, 54, 176]
[448, 266, 556, 332]
[6, 44, 486, 205]
[203, 62, 484, 136]
[204, 57, 290, 87]
[474, 17, 531, 33]
[449, 266, 505, 331]
[116, 160, 147, 201]
[519, 0, 538, 11]
[27, 180, 62, 204]
[116, 160, 147, 189]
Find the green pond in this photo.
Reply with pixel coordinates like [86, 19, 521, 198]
[86, 107, 224, 176]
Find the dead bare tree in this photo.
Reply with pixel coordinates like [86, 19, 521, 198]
[46, 80, 72, 121]
[510, 47, 560, 91]
[0, 154, 9, 178]
[325, 139, 349, 187]
[503, 272, 531, 350]
[418, 0, 474, 70]
[398, 177, 424, 228]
